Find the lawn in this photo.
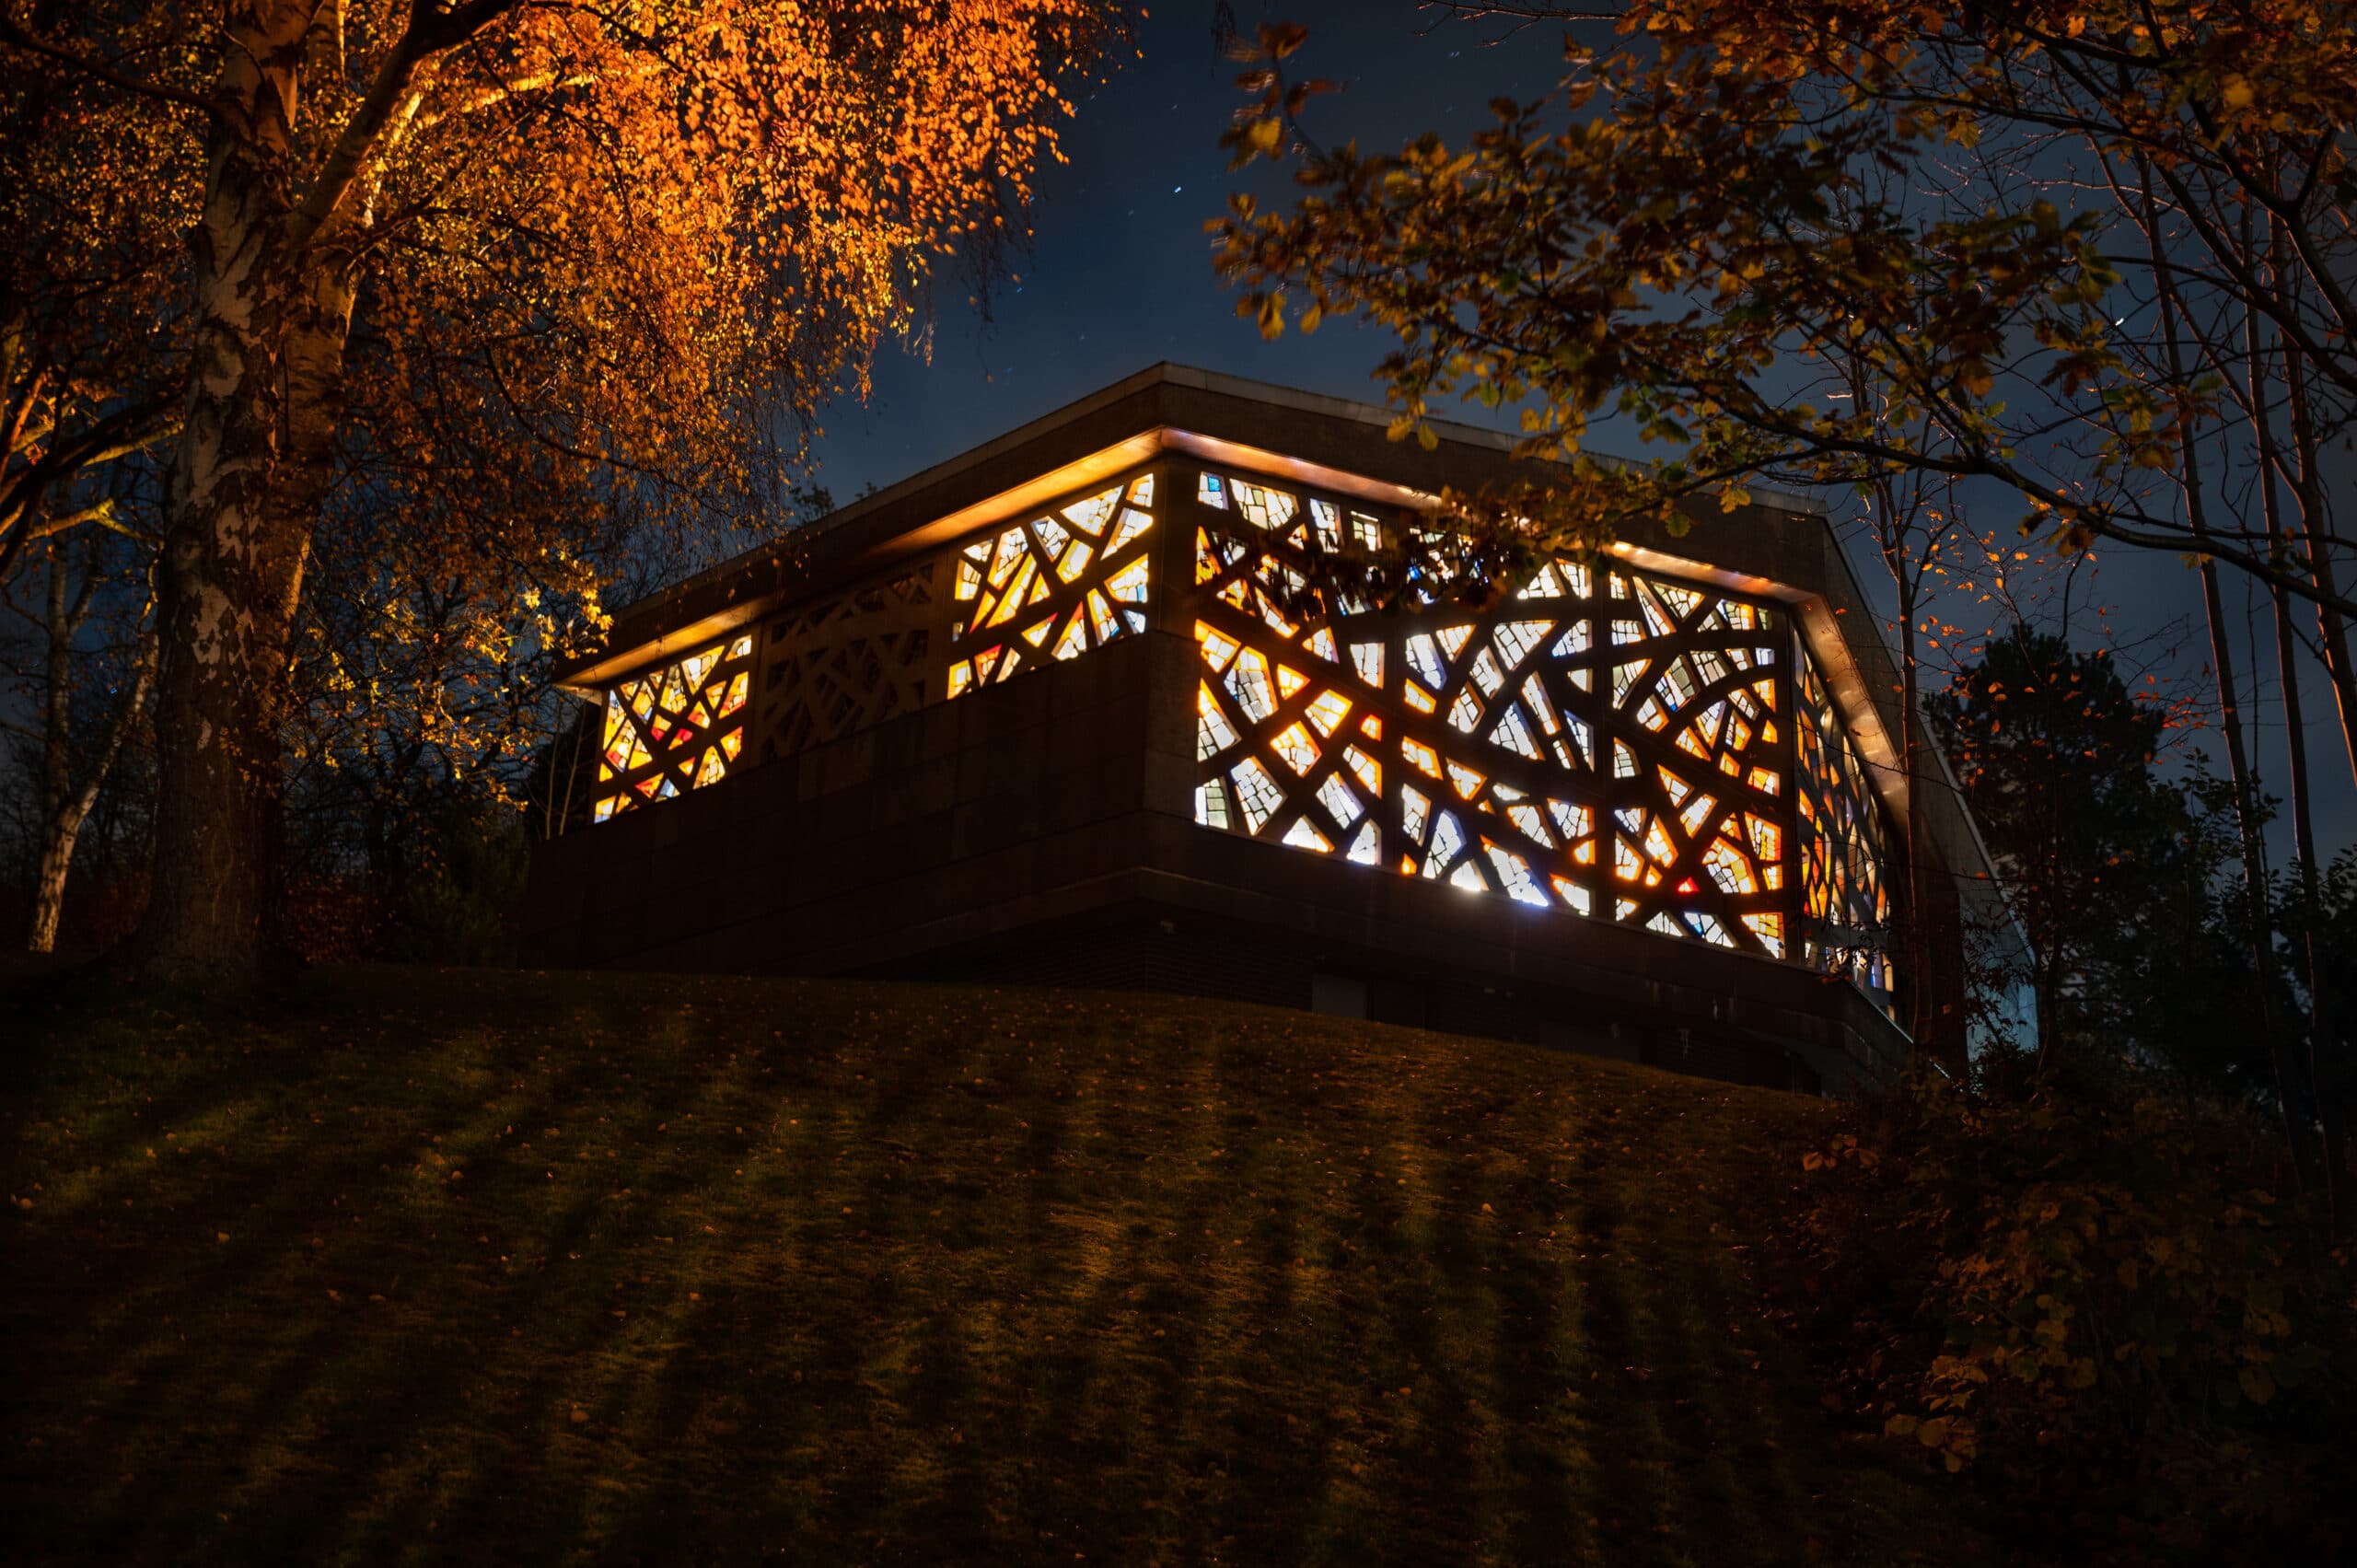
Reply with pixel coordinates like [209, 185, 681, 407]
[0, 964, 1981, 1564]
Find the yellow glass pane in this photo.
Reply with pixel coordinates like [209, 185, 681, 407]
[1271, 722, 1320, 775]
[1401, 738, 1441, 778]
[1086, 590, 1121, 644]
[1703, 838, 1757, 894]
[1056, 540, 1096, 583]
[1343, 745, 1381, 796]
[1129, 472, 1155, 506]
[1275, 664, 1308, 700]
[986, 559, 1037, 626]
[1446, 761, 1485, 800]
[1305, 690, 1352, 736]
[1052, 615, 1089, 659]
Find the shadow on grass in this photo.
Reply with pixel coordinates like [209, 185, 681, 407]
[1, 966, 1980, 1565]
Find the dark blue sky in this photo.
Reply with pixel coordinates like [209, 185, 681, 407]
[807, 3, 1562, 488]
[807, 1, 2354, 857]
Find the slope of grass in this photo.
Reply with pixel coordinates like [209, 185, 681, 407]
[0, 964, 1980, 1565]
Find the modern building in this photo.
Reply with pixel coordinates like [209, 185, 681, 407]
[520, 366, 2007, 1094]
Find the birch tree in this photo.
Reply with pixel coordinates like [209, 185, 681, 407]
[1, 0, 1119, 985]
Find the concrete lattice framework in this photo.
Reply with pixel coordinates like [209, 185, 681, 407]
[528, 366, 1998, 1093]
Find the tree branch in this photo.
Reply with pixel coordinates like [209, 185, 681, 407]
[0, 7, 221, 122]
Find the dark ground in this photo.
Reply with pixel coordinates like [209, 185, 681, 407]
[0, 962, 1983, 1564]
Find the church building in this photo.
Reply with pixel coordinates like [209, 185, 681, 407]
[520, 366, 2006, 1094]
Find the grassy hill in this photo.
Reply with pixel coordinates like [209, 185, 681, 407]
[0, 964, 1981, 1564]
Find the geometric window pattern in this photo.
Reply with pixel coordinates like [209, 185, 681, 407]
[755, 562, 935, 761]
[593, 633, 755, 823]
[581, 451, 1895, 1011]
[1187, 466, 1876, 970]
[1794, 644, 1898, 1003]
[945, 472, 1155, 698]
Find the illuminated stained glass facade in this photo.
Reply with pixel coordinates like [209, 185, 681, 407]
[580, 458, 1898, 1016]
[1184, 466, 1894, 1014]
[593, 633, 755, 822]
[1795, 640, 1896, 995]
[945, 473, 1156, 695]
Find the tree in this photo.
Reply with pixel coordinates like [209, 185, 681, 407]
[6, 526, 154, 953]
[1931, 632, 2202, 1073]
[1, 0, 1120, 986]
[0, 4, 187, 587]
[1213, 3, 2357, 766]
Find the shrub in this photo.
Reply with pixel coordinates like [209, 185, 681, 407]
[1795, 1074, 2353, 1562]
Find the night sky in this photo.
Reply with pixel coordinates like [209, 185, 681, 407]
[809, 1, 2355, 854]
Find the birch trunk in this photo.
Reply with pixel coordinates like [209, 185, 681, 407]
[28, 655, 154, 955]
[127, 4, 331, 986]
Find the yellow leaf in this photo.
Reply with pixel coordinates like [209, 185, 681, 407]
[2222, 76, 2254, 110]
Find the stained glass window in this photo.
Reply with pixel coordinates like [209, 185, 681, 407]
[1184, 465, 1885, 977]
[592, 632, 757, 823]
[1794, 638, 1898, 1005]
[945, 474, 1156, 698]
